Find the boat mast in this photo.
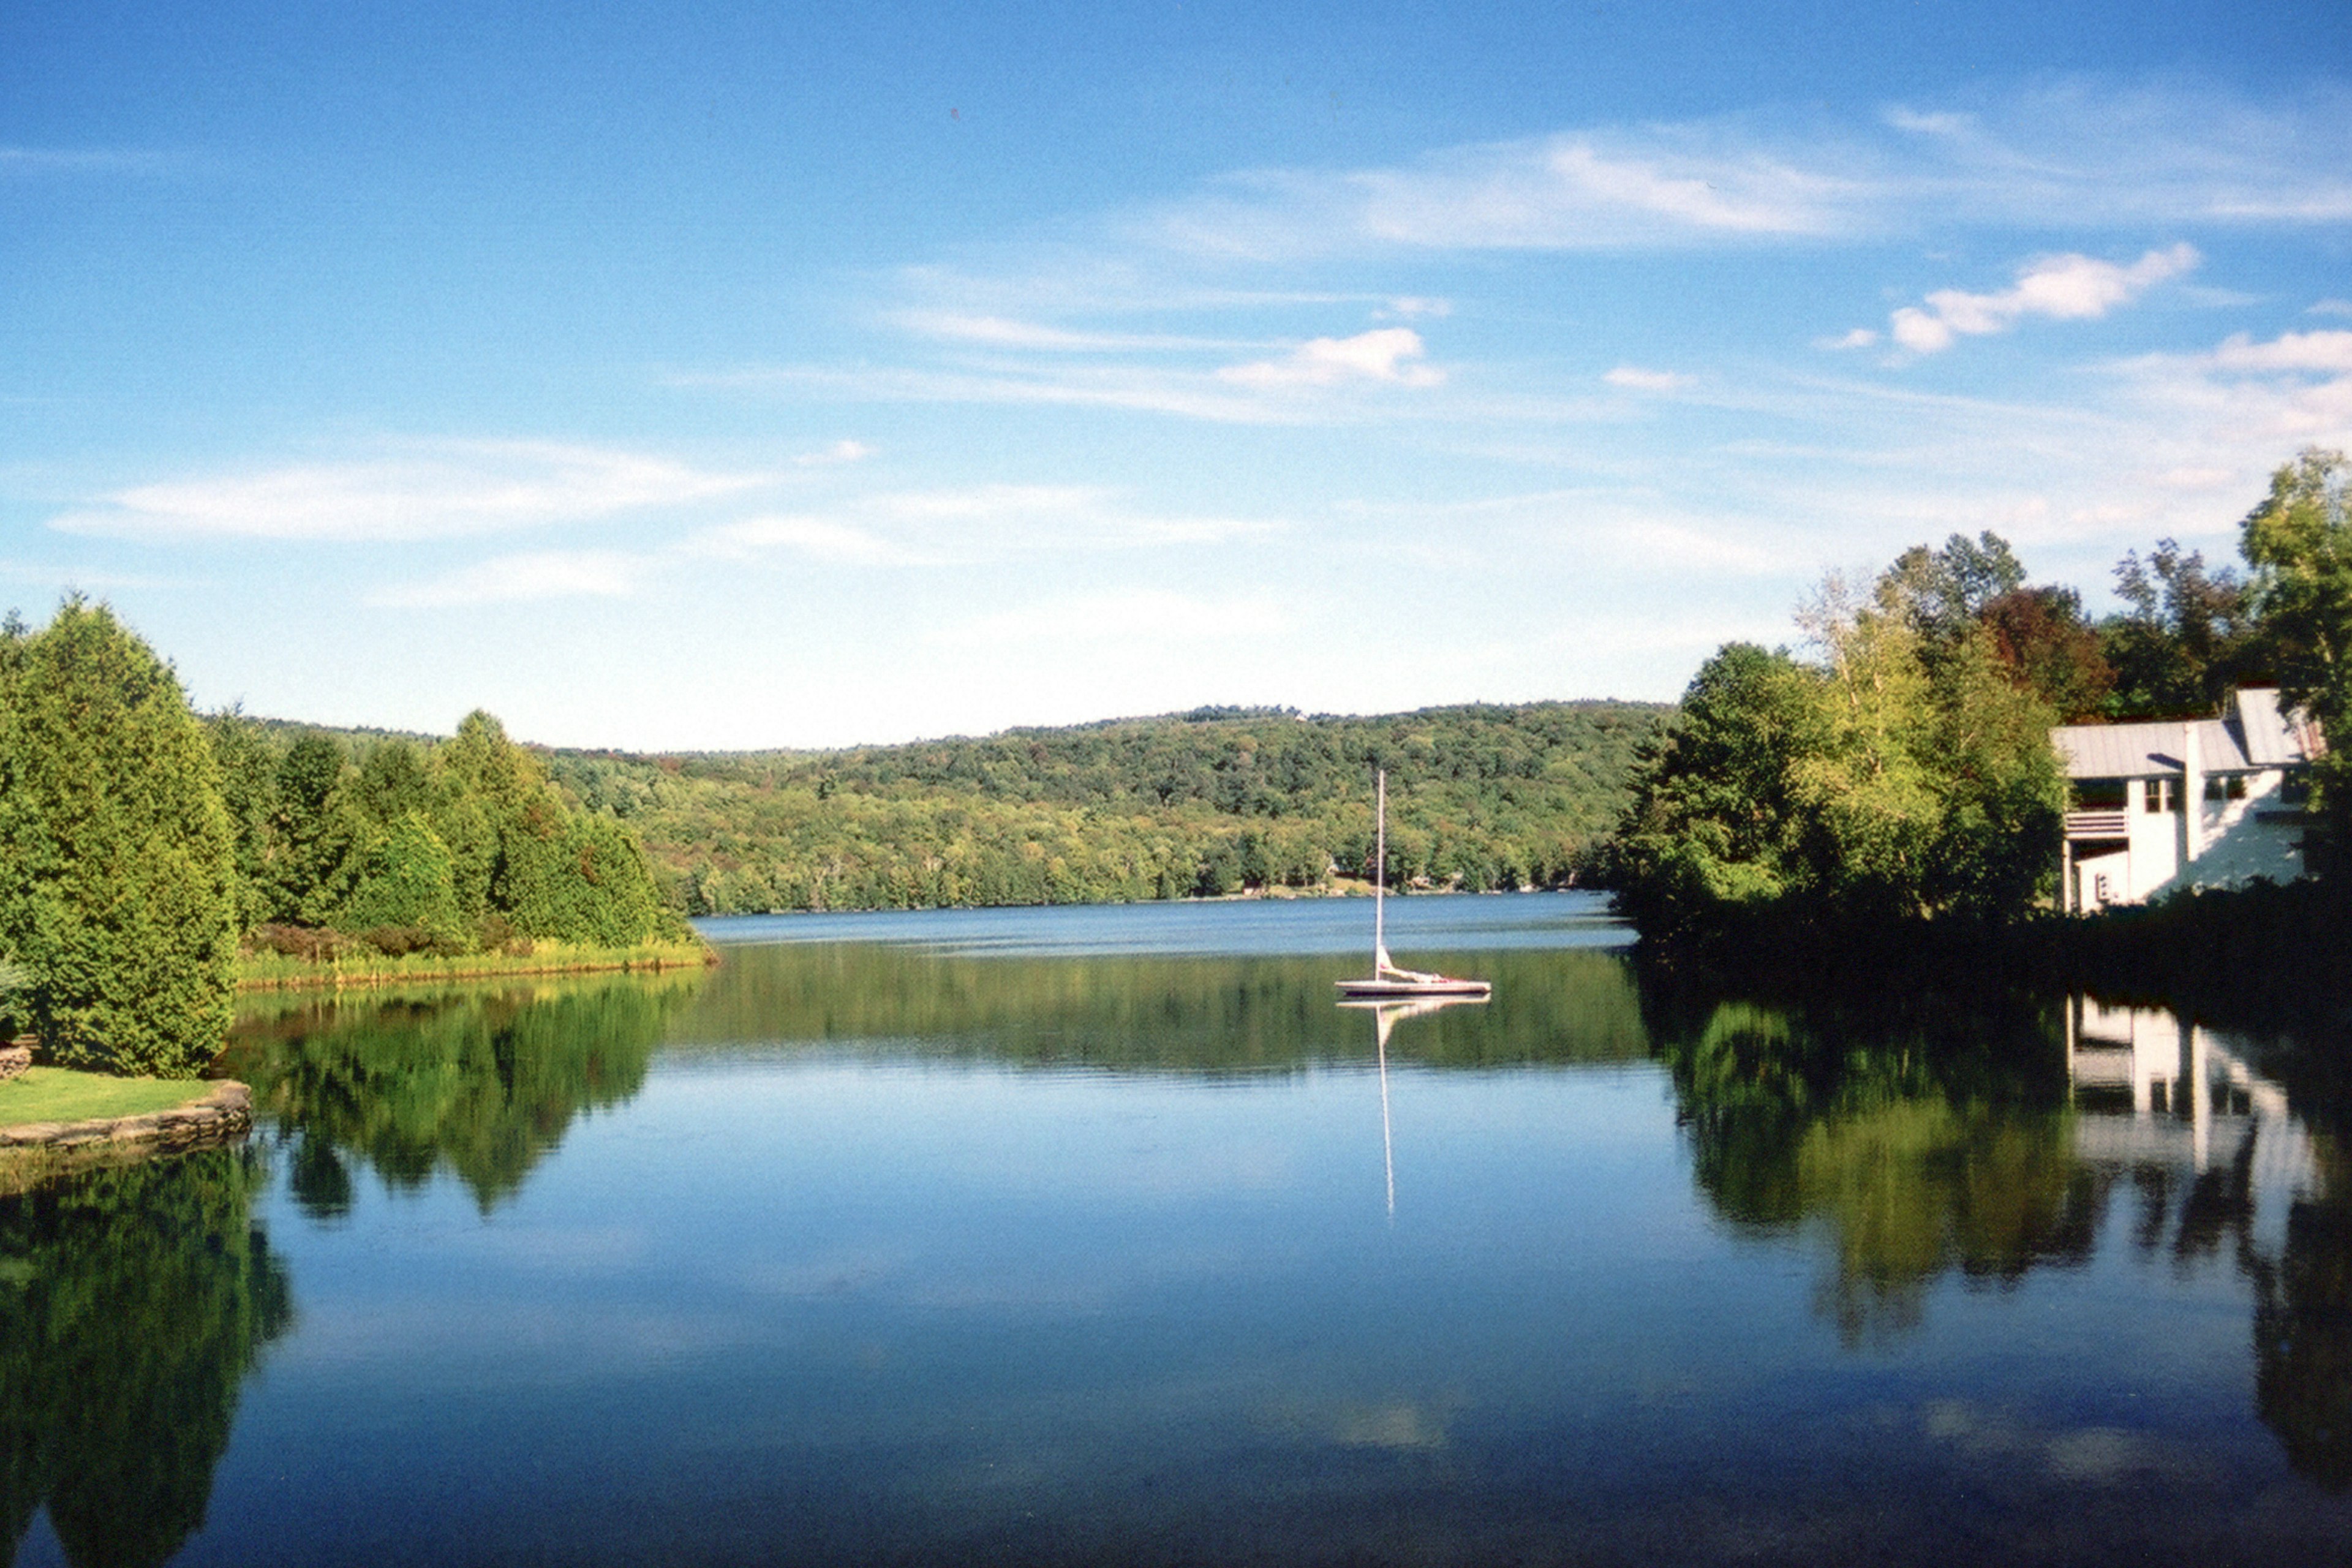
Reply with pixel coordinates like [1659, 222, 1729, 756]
[1374, 769, 1387, 970]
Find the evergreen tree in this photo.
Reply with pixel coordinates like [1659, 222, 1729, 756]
[336, 811, 466, 944]
[0, 600, 238, 1076]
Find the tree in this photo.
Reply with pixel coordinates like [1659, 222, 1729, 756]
[1612, 553, 2066, 945]
[2242, 448, 2352, 733]
[1980, 586, 2114, 722]
[336, 811, 466, 945]
[2100, 537, 2255, 718]
[1612, 643, 1823, 940]
[2241, 447, 2352, 873]
[1879, 531, 2026, 649]
[0, 600, 239, 1076]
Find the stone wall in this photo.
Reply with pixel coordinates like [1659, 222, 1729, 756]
[0, 1082, 252, 1152]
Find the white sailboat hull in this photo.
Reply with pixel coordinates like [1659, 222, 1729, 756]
[1333, 976, 1491, 998]
[1336, 770, 1490, 1001]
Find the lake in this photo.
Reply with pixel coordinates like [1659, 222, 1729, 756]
[7, 891, 2352, 1564]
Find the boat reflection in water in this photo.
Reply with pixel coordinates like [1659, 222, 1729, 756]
[1338, 992, 1488, 1214]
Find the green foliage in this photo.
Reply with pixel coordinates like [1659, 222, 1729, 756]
[1879, 530, 2026, 647]
[336, 811, 465, 944]
[0, 601, 239, 1077]
[2241, 447, 2352, 872]
[207, 707, 687, 959]
[2099, 536, 2255, 718]
[544, 701, 1666, 914]
[1614, 555, 2065, 945]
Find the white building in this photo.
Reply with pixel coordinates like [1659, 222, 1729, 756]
[2055, 686, 2322, 912]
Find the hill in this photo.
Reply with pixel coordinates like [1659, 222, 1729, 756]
[535, 701, 1668, 914]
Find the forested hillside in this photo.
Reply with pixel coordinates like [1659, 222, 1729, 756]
[540, 702, 1668, 914]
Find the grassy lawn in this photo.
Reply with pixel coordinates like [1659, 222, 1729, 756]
[0, 1068, 216, 1128]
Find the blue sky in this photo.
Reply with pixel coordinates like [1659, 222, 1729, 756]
[5, 1, 2350, 750]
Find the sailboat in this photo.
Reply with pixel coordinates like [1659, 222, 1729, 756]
[1334, 771, 1491, 1000]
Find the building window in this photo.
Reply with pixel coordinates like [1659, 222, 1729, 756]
[2144, 778, 2178, 813]
[2284, 772, 2312, 805]
[2204, 774, 2247, 801]
[2071, 780, 2127, 811]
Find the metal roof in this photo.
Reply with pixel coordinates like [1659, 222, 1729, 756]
[2052, 688, 2320, 780]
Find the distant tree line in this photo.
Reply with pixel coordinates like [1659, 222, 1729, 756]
[0, 601, 684, 1079]
[538, 702, 1668, 915]
[1614, 448, 2352, 948]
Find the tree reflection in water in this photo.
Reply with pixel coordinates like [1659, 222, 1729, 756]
[1649, 986, 2094, 1343]
[223, 973, 704, 1216]
[1652, 976, 2352, 1492]
[2253, 1137, 2352, 1490]
[0, 1149, 291, 1568]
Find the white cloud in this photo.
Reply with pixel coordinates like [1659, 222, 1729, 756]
[1603, 366, 1692, 393]
[371, 550, 643, 608]
[1125, 83, 2352, 265]
[2205, 330, 2352, 374]
[685, 484, 1279, 569]
[793, 439, 873, 467]
[1158, 130, 1865, 259]
[1219, 328, 1443, 389]
[2313, 300, 2352, 318]
[2156, 466, 2236, 491]
[932, 590, 1286, 648]
[687, 361, 1329, 425]
[1817, 328, 1881, 350]
[1888, 244, 2199, 355]
[696, 515, 939, 567]
[890, 312, 1245, 353]
[52, 441, 764, 541]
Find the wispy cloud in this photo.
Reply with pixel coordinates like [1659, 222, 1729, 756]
[1117, 82, 2352, 263]
[1603, 365, 1693, 393]
[1219, 328, 1443, 389]
[695, 514, 943, 567]
[793, 439, 874, 467]
[1884, 244, 2199, 355]
[53, 441, 766, 541]
[717, 484, 1280, 564]
[2204, 330, 2352, 374]
[890, 312, 1249, 353]
[371, 549, 644, 608]
[930, 589, 1286, 649]
[1149, 130, 1868, 260]
[362, 480, 1278, 608]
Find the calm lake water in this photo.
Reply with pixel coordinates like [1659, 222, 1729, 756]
[9, 892, 2352, 1565]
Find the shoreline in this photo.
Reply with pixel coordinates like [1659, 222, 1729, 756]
[237, 940, 717, 992]
[0, 1080, 253, 1193]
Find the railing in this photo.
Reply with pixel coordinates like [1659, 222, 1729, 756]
[2065, 810, 2130, 839]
